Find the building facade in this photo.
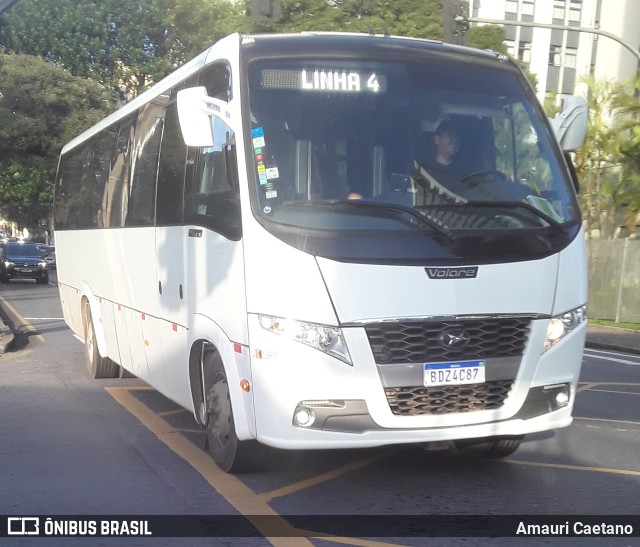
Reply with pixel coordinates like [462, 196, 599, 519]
[471, 0, 640, 101]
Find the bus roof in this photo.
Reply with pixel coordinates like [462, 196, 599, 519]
[60, 32, 508, 155]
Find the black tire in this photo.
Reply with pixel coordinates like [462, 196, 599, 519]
[453, 435, 523, 459]
[83, 302, 119, 379]
[0, 274, 10, 283]
[202, 349, 271, 473]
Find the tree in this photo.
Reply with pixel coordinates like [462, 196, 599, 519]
[0, 52, 112, 229]
[575, 75, 628, 238]
[611, 78, 640, 235]
[247, 0, 443, 39]
[0, 0, 242, 98]
[467, 24, 507, 53]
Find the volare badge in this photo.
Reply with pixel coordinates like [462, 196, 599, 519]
[425, 267, 478, 279]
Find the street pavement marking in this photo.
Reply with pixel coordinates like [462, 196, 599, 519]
[24, 317, 66, 320]
[157, 408, 190, 417]
[576, 416, 640, 425]
[582, 350, 640, 365]
[577, 382, 600, 392]
[578, 382, 640, 393]
[108, 385, 640, 545]
[259, 452, 399, 503]
[587, 388, 640, 396]
[107, 386, 320, 546]
[506, 459, 640, 477]
[106, 386, 416, 547]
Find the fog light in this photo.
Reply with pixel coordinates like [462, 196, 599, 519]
[543, 383, 570, 409]
[294, 408, 315, 427]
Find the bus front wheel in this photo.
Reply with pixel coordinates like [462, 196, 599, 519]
[82, 302, 119, 379]
[202, 349, 271, 473]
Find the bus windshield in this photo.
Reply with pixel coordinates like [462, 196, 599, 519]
[247, 52, 580, 262]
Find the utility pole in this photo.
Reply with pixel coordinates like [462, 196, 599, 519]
[442, 0, 469, 46]
[248, 0, 282, 22]
[467, 16, 640, 63]
[0, 0, 20, 16]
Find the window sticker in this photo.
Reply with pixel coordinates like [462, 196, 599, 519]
[266, 167, 279, 180]
[252, 126, 266, 148]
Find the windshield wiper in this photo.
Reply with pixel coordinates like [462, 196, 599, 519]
[417, 200, 565, 231]
[338, 199, 454, 240]
[286, 199, 454, 240]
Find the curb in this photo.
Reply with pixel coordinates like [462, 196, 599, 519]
[0, 319, 15, 354]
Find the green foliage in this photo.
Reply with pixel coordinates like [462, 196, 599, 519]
[0, 52, 112, 228]
[467, 24, 507, 53]
[576, 75, 640, 238]
[247, 0, 443, 40]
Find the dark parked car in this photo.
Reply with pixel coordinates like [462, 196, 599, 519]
[35, 244, 56, 270]
[0, 242, 50, 284]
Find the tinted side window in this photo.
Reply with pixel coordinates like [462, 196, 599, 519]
[54, 146, 84, 230]
[84, 129, 118, 228]
[126, 99, 167, 227]
[107, 117, 135, 228]
[156, 98, 187, 225]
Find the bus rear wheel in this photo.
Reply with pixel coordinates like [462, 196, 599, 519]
[82, 302, 119, 379]
[453, 435, 523, 459]
[202, 349, 271, 473]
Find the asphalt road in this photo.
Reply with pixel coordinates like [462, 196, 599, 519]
[0, 272, 638, 546]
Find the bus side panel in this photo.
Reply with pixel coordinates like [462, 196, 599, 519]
[155, 227, 188, 327]
[157, 320, 190, 411]
[124, 307, 150, 381]
[112, 302, 134, 373]
[552, 228, 588, 315]
[58, 282, 83, 339]
[98, 297, 120, 363]
[184, 230, 248, 345]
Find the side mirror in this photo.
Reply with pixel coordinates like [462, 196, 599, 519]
[549, 96, 588, 152]
[176, 87, 233, 147]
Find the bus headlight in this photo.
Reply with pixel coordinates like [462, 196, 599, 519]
[258, 315, 352, 365]
[544, 305, 587, 351]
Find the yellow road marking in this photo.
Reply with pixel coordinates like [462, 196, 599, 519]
[107, 386, 413, 547]
[157, 408, 190, 417]
[506, 459, 640, 477]
[106, 386, 312, 546]
[260, 452, 398, 502]
[577, 382, 600, 393]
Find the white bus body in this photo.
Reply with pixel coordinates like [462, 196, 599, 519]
[55, 33, 588, 472]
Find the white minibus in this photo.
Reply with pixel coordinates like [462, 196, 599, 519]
[55, 33, 588, 472]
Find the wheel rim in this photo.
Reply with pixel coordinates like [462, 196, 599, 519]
[85, 314, 95, 369]
[207, 372, 232, 449]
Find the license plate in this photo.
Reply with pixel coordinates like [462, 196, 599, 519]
[18, 268, 33, 273]
[423, 360, 485, 387]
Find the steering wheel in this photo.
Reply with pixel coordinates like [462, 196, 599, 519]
[460, 170, 508, 187]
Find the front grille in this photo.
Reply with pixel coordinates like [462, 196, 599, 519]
[385, 380, 513, 416]
[365, 318, 530, 364]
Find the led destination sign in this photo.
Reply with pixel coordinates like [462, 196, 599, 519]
[261, 68, 387, 93]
